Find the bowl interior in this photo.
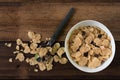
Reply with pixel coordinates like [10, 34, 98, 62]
[65, 20, 115, 73]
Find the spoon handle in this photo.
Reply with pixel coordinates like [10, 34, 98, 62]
[47, 7, 74, 46]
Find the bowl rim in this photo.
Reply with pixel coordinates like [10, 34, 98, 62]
[65, 20, 116, 73]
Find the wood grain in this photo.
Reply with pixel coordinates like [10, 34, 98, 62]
[1, 0, 119, 3]
[0, 41, 119, 79]
[0, 0, 24, 2]
[0, 1, 120, 41]
[0, 0, 120, 79]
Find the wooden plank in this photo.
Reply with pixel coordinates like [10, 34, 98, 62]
[0, 41, 119, 79]
[18, 0, 120, 3]
[0, 2, 120, 41]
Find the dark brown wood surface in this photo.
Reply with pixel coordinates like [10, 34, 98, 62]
[0, 0, 120, 79]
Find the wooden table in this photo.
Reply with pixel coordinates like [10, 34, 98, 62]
[0, 0, 120, 79]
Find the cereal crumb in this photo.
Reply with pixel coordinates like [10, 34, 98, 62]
[25, 58, 29, 63]
[7, 43, 12, 47]
[46, 37, 51, 41]
[13, 51, 19, 54]
[9, 58, 13, 62]
[5, 43, 7, 45]
[34, 68, 38, 72]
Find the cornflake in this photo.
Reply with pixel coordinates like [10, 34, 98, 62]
[30, 43, 38, 50]
[28, 31, 41, 43]
[28, 57, 38, 66]
[28, 31, 35, 39]
[23, 46, 30, 53]
[53, 55, 59, 62]
[51, 43, 60, 55]
[88, 57, 101, 68]
[71, 35, 82, 52]
[38, 62, 46, 71]
[102, 39, 110, 47]
[38, 48, 48, 57]
[46, 63, 53, 71]
[16, 39, 22, 45]
[57, 47, 65, 58]
[59, 57, 68, 64]
[15, 53, 25, 62]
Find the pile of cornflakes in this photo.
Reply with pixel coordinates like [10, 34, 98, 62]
[69, 26, 111, 68]
[8, 31, 68, 72]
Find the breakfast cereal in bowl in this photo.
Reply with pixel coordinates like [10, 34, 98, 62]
[65, 20, 115, 73]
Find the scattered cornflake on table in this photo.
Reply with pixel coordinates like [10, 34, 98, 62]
[15, 53, 25, 62]
[8, 31, 68, 72]
[57, 47, 65, 58]
[53, 55, 59, 63]
[59, 57, 68, 64]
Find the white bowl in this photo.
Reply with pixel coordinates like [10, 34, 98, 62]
[65, 20, 116, 73]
